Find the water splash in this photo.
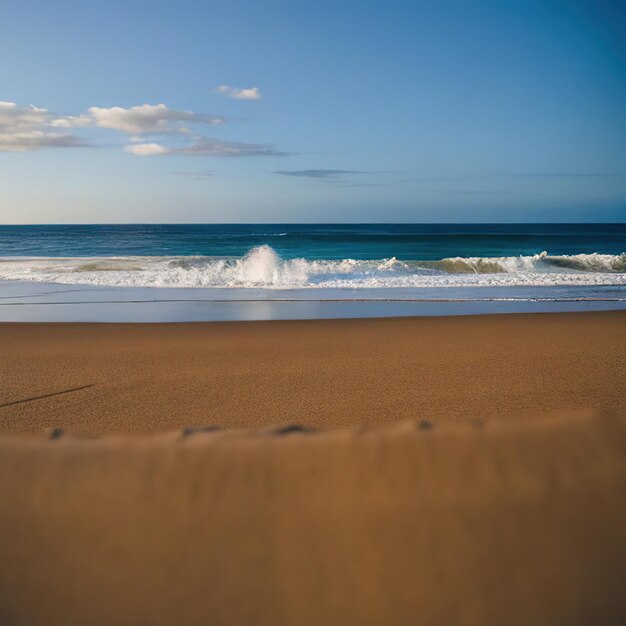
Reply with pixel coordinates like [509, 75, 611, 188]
[0, 246, 624, 289]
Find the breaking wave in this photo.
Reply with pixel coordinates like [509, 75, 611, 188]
[430, 251, 626, 274]
[0, 246, 624, 289]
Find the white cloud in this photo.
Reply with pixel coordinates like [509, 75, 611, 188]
[215, 85, 261, 100]
[125, 136, 286, 157]
[53, 103, 224, 133]
[0, 130, 83, 151]
[0, 101, 50, 127]
[124, 142, 171, 156]
[0, 101, 84, 151]
[1, 100, 284, 156]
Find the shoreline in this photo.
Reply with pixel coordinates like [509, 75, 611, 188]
[1, 279, 625, 322]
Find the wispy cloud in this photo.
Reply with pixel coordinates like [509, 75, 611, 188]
[276, 169, 362, 178]
[53, 103, 224, 134]
[1, 100, 285, 157]
[123, 142, 171, 156]
[0, 101, 86, 151]
[126, 137, 287, 157]
[215, 85, 262, 100]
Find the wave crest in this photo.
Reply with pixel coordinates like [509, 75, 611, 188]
[433, 251, 626, 274]
[0, 246, 624, 289]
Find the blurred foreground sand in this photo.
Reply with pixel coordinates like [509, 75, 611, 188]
[0, 313, 624, 625]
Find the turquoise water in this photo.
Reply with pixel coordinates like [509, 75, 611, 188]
[1, 223, 624, 259]
[0, 224, 624, 293]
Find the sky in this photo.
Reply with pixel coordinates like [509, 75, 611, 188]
[0, 0, 624, 223]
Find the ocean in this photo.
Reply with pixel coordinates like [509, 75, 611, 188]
[0, 223, 625, 289]
[1, 223, 624, 321]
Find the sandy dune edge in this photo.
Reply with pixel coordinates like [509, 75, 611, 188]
[0, 409, 624, 626]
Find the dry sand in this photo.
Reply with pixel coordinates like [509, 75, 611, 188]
[2, 312, 625, 433]
[0, 312, 625, 625]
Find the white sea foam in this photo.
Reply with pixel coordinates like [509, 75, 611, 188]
[433, 251, 626, 274]
[0, 246, 624, 289]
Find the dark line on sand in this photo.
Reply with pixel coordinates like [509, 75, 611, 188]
[0, 289, 88, 299]
[0, 297, 625, 305]
[0, 384, 95, 408]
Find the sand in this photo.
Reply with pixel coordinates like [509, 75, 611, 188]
[2, 311, 625, 433]
[0, 312, 625, 625]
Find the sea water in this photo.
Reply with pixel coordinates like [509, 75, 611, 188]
[0, 224, 624, 320]
[0, 223, 625, 289]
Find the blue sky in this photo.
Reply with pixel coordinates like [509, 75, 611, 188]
[0, 0, 624, 223]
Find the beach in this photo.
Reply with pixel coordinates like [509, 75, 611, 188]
[3, 0, 624, 619]
[1, 312, 625, 625]
[2, 312, 625, 433]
